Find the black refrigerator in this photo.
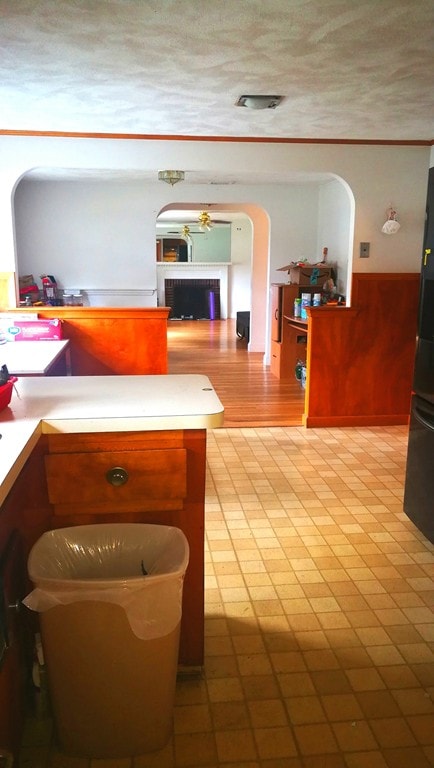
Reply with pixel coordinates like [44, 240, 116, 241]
[403, 166, 434, 543]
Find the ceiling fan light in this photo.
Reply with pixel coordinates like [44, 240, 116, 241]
[158, 170, 185, 186]
[198, 211, 213, 230]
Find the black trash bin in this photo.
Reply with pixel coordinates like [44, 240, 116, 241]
[23, 523, 189, 758]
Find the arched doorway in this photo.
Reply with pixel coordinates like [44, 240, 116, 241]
[156, 202, 270, 355]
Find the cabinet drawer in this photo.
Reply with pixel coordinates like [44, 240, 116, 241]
[45, 448, 187, 507]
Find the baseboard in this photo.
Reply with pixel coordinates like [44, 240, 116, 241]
[303, 414, 410, 428]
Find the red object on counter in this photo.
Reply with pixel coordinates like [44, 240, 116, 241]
[0, 377, 18, 411]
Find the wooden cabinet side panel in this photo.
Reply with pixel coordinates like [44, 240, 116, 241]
[0, 437, 52, 757]
[306, 274, 420, 424]
[270, 284, 282, 342]
[282, 284, 298, 317]
[63, 316, 168, 375]
[176, 429, 207, 666]
[270, 340, 281, 377]
[4, 308, 170, 376]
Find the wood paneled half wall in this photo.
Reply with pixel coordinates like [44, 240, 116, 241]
[304, 273, 420, 427]
[1, 307, 170, 375]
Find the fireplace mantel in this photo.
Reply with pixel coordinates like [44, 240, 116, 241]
[156, 263, 230, 319]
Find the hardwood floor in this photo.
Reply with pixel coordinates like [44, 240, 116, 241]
[167, 319, 305, 427]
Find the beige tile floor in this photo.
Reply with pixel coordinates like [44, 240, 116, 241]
[19, 425, 434, 768]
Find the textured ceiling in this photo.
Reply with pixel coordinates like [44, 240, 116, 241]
[1, 0, 434, 141]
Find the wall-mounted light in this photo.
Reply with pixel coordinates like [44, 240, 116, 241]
[381, 207, 401, 235]
[158, 170, 185, 186]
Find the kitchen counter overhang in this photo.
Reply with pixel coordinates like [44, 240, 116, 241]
[0, 374, 224, 506]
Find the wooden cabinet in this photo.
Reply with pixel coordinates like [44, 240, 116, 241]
[45, 430, 207, 668]
[271, 283, 309, 379]
[282, 317, 308, 375]
[0, 424, 208, 757]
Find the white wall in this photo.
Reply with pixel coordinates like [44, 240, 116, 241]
[229, 219, 252, 318]
[13, 176, 324, 328]
[1, 134, 431, 357]
[14, 179, 157, 293]
[317, 179, 352, 298]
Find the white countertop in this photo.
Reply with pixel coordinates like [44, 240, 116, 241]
[1, 340, 70, 375]
[0, 374, 224, 505]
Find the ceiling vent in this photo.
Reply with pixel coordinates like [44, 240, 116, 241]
[236, 95, 282, 110]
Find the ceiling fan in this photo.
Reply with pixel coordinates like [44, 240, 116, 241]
[166, 225, 206, 236]
[198, 211, 213, 230]
[164, 211, 233, 237]
[196, 211, 233, 229]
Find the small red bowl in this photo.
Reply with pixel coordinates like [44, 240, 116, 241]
[0, 377, 17, 412]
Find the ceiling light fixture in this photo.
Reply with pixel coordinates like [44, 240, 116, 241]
[381, 206, 401, 235]
[198, 211, 213, 230]
[236, 95, 282, 110]
[158, 170, 185, 186]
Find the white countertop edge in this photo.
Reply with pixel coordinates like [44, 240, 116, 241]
[40, 412, 224, 433]
[0, 421, 42, 504]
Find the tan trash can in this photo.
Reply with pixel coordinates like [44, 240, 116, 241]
[23, 523, 189, 759]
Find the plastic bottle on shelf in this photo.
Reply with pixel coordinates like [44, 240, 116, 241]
[293, 298, 301, 318]
[40, 274, 58, 304]
[301, 293, 311, 319]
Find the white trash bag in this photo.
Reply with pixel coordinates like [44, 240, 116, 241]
[23, 523, 189, 640]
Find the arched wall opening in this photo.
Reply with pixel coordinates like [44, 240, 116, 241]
[157, 202, 269, 353]
[156, 176, 354, 360]
[10, 167, 354, 362]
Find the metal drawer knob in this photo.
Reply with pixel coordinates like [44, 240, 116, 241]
[106, 466, 129, 486]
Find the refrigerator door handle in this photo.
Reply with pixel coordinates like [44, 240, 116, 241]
[414, 405, 434, 432]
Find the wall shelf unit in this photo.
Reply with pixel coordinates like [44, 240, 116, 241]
[270, 283, 312, 379]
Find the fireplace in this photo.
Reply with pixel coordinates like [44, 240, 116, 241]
[156, 263, 229, 319]
[165, 278, 221, 319]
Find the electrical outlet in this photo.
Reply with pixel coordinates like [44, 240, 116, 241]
[360, 242, 370, 258]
